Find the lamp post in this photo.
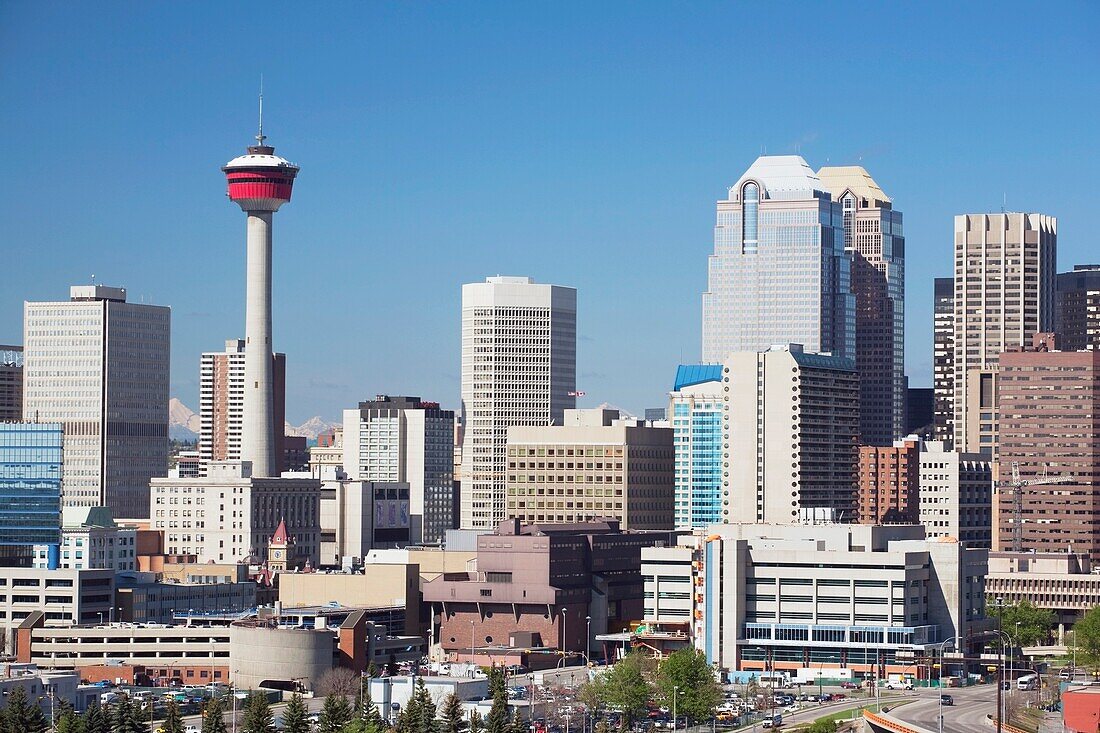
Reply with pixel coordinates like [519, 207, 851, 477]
[470, 620, 476, 668]
[561, 608, 568, 668]
[586, 615, 592, 666]
[996, 597, 1005, 733]
[673, 685, 679, 733]
[937, 637, 957, 733]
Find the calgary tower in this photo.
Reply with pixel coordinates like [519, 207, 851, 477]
[222, 96, 299, 477]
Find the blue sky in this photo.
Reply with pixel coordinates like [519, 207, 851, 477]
[2, 2, 1097, 422]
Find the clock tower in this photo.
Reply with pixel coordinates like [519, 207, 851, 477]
[268, 518, 295, 573]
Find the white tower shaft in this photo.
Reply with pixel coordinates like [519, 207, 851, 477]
[242, 210, 276, 477]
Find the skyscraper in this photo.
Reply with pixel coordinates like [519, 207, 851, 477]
[23, 285, 170, 517]
[342, 395, 455, 544]
[932, 277, 955, 446]
[198, 339, 286, 473]
[460, 276, 576, 530]
[818, 166, 904, 445]
[702, 155, 853, 363]
[668, 365, 724, 528]
[952, 213, 1056, 453]
[0, 346, 22, 422]
[1057, 264, 1100, 352]
[724, 344, 859, 524]
[0, 422, 62, 564]
[997, 333, 1100, 559]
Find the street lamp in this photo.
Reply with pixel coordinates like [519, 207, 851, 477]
[470, 619, 476, 668]
[937, 637, 958, 733]
[561, 608, 568, 667]
[672, 685, 679, 733]
[585, 615, 592, 666]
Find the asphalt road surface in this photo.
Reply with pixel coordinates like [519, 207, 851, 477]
[886, 685, 1002, 733]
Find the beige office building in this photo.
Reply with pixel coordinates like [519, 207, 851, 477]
[505, 408, 674, 530]
[917, 441, 993, 547]
[724, 345, 859, 524]
[950, 213, 1056, 455]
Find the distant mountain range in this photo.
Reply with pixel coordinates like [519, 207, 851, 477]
[168, 399, 339, 442]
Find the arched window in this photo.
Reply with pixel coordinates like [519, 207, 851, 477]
[742, 182, 759, 253]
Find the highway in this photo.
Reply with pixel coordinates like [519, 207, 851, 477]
[884, 685, 1000, 733]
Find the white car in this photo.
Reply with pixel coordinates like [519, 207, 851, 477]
[884, 680, 913, 690]
[185, 726, 201, 733]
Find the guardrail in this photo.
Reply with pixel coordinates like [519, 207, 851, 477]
[862, 710, 927, 733]
[984, 714, 1030, 733]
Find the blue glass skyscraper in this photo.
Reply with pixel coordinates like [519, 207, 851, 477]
[0, 423, 62, 552]
[669, 365, 724, 528]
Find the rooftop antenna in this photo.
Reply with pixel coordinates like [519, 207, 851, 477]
[1002, 192, 1006, 213]
[256, 75, 266, 147]
[91, 274, 96, 285]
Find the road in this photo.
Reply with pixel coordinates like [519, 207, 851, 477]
[885, 685, 1002, 733]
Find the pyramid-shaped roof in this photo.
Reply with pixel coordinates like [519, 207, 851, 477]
[817, 165, 891, 205]
[271, 518, 291, 545]
[733, 155, 824, 199]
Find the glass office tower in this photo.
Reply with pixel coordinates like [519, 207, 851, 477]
[669, 365, 724, 528]
[702, 155, 853, 363]
[0, 423, 62, 556]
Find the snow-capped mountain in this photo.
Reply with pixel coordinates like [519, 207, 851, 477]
[284, 416, 339, 440]
[169, 398, 201, 441]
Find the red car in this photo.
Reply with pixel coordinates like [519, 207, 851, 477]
[840, 682, 858, 689]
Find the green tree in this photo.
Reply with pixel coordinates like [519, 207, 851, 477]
[111, 698, 145, 733]
[485, 668, 509, 733]
[0, 685, 48, 733]
[242, 692, 274, 733]
[320, 694, 355, 733]
[57, 703, 86, 733]
[806, 720, 839, 733]
[354, 684, 387, 733]
[162, 699, 185, 733]
[468, 710, 483, 733]
[439, 693, 465, 733]
[988, 599, 1056, 647]
[1074, 605, 1100, 671]
[591, 652, 652, 729]
[84, 704, 111, 733]
[410, 678, 438, 733]
[201, 698, 228, 733]
[654, 649, 722, 724]
[283, 694, 310, 733]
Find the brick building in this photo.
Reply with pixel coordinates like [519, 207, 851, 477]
[997, 333, 1100, 558]
[856, 437, 920, 524]
[423, 519, 679, 666]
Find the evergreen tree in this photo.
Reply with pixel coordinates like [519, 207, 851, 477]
[282, 694, 310, 733]
[319, 694, 354, 733]
[468, 710, 483, 733]
[506, 709, 525, 733]
[162, 699, 185, 733]
[0, 685, 47, 733]
[410, 678, 437, 733]
[84, 704, 111, 733]
[485, 668, 509, 733]
[242, 692, 274, 733]
[57, 703, 86, 733]
[439, 693, 465, 733]
[201, 698, 228, 733]
[111, 698, 145, 733]
[355, 684, 386, 732]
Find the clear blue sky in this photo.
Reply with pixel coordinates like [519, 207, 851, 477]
[2, 2, 1097, 422]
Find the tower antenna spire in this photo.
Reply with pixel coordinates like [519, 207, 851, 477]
[256, 75, 266, 147]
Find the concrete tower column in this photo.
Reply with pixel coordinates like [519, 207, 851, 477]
[243, 210, 275, 477]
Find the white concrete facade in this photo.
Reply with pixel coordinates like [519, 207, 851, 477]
[343, 396, 455, 544]
[918, 441, 993, 547]
[460, 277, 576, 530]
[648, 523, 988, 675]
[723, 345, 859, 524]
[23, 285, 170, 517]
[149, 461, 321, 565]
[32, 507, 137, 571]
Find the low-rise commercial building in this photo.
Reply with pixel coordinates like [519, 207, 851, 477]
[986, 551, 1100, 638]
[424, 519, 680, 665]
[33, 506, 137, 571]
[644, 523, 989, 679]
[505, 409, 675, 530]
[115, 571, 257, 624]
[0, 567, 115, 649]
[278, 565, 421, 635]
[0, 664, 79, 716]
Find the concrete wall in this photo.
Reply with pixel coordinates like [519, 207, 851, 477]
[278, 565, 420, 633]
[229, 625, 333, 691]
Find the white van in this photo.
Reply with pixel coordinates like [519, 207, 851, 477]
[1017, 674, 1039, 691]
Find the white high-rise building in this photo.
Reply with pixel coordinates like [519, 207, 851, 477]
[918, 441, 993, 548]
[343, 395, 455, 544]
[702, 156, 854, 363]
[460, 276, 576, 530]
[724, 345, 858, 524]
[23, 285, 170, 517]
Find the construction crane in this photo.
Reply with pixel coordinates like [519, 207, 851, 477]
[1000, 461, 1074, 552]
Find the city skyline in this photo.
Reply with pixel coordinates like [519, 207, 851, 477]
[2, 3, 1098, 422]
